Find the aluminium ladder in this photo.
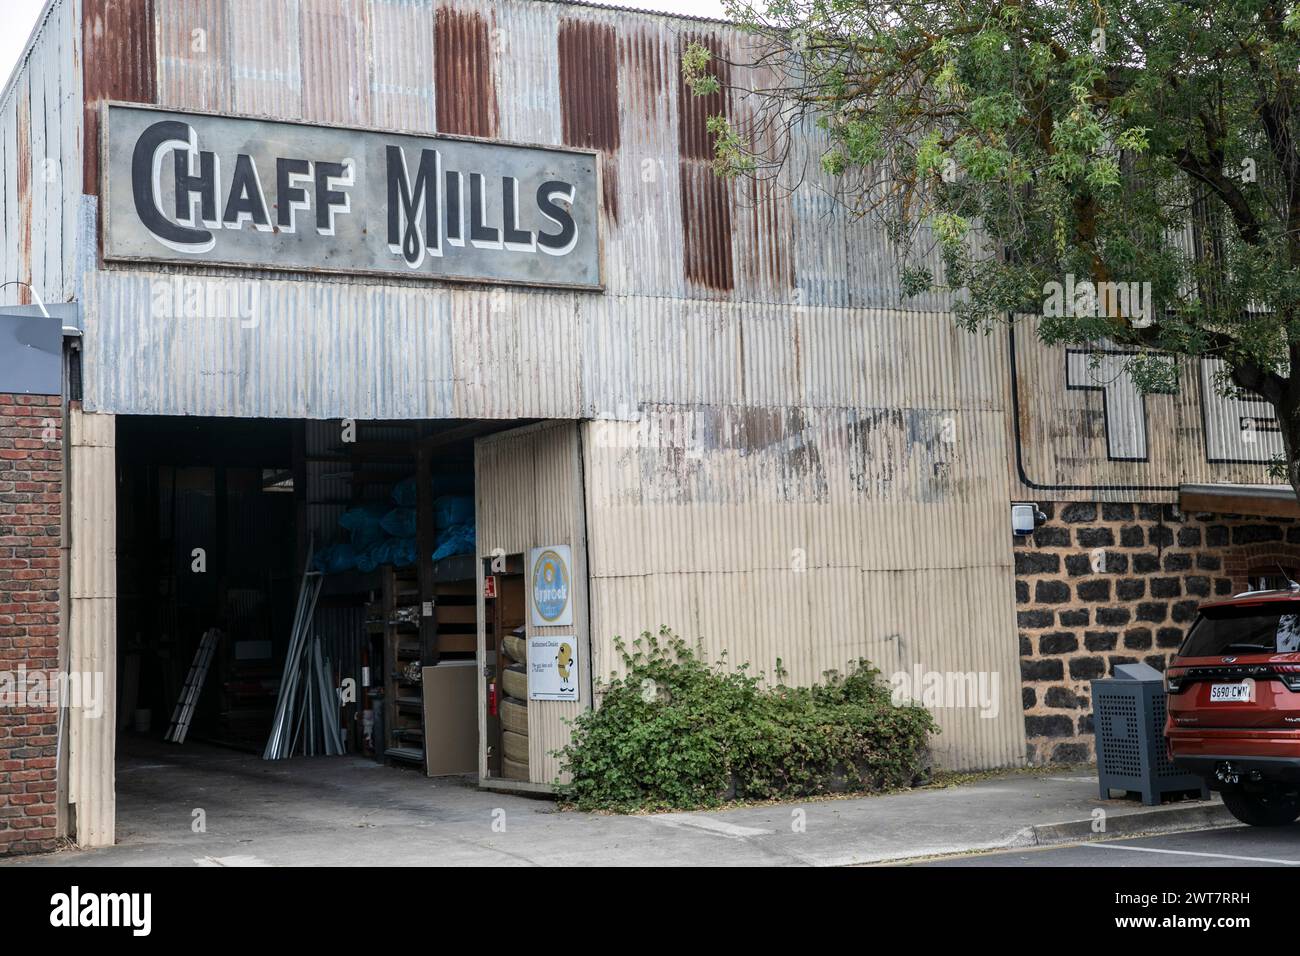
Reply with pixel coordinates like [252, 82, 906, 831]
[165, 628, 220, 743]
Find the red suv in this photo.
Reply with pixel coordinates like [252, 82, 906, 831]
[1165, 588, 1300, 827]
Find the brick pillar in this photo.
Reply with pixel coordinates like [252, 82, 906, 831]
[0, 394, 62, 855]
[1221, 539, 1300, 592]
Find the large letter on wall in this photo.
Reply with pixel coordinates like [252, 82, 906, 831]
[68, 409, 115, 847]
[1200, 358, 1284, 463]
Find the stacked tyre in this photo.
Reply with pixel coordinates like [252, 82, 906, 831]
[500, 634, 529, 780]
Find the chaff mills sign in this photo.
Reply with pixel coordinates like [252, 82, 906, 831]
[103, 104, 601, 289]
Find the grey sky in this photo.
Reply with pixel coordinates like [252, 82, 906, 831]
[1, 0, 730, 96]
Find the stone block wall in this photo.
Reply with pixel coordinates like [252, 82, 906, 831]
[1016, 501, 1297, 763]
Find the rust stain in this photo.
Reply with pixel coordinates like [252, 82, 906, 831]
[676, 32, 728, 162]
[620, 29, 664, 112]
[747, 175, 793, 292]
[83, 0, 158, 198]
[676, 33, 733, 292]
[558, 20, 620, 223]
[600, 161, 619, 224]
[434, 6, 499, 139]
[679, 163, 734, 292]
[16, 78, 31, 305]
[558, 20, 619, 152]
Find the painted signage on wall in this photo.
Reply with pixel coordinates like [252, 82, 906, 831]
[1062, 349, 1282, 465]
[1012, 322, 1287, 492]
[527, 634, 579, 702]
[102, 104, 601, 289]
[528, 545, 573, 627]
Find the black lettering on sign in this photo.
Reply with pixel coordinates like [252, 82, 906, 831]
[386, 145, 442, 267]
[222, 154, 271, 231]
[276, 158, 313, 233]
[469, 172, 501, 249]
[537, 181, 577, 256]
[130, 120, 215, 253]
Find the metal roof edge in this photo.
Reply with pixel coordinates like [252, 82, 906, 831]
[531, 0, 736, 27]
[1180, 482, 1296, 501]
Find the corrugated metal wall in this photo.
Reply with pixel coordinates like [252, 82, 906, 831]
[67, 407, 116, 847]
[1010, 316, 1285, 502]
[0, 0, 83, 309]
[76, 0, 982, 419]
[582, 400, 1025, 771]
[64, 0, 1029, 770]
[475, 422, 589, 786]
[6, 0, 1277, 777]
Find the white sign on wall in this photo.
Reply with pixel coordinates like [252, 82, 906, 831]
[528, 545, 574, 627]
[527, 634, 579, 702]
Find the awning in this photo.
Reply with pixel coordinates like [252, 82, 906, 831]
[1180, 483, 1300, 519]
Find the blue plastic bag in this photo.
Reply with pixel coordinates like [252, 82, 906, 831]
[354, 545, 379, 573]
[372, 537, 417, 568]
[380, 508, 417, 538]
[311, 542, 357, 575]
[391, 476, 418, 507]
[434, 496, 474, 530]
[339, 505, 388, 550]
[431, 524, 475, 562]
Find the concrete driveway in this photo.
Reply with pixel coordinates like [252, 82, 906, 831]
[0, 740, 1233, 867]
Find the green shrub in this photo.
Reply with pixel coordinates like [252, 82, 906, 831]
[556, 627, 939, 812]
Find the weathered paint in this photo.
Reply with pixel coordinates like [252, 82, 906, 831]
[580, 402, 1026, 770]
[1, 0, 1290, 784]
[558, 19, 619, 221]
[82, 0, 157, 198]
[300, 0, 372, 126]
[434, 5, 499, 138]
[676, 32, 733, 293]
[67, 407, 116, 847]
[155, 0, 231, 114]
[15, 74, 32, 304]
[1009, 316, 1287, 502]
[475, 421, 589, 787]
[0, 0, 83, 307]
[100, 104, 602, 287]
[369, 0, 436, 133]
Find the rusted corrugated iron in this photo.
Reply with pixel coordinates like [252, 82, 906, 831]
[676, 33, 733, 292]
[435, 5, 499, 138]
[82, 0, 157, 198]
[558, 19, 619, 222]
[679, 163, 734, 292]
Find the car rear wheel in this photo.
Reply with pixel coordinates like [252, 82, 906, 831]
[1221, 787, 1300, 827]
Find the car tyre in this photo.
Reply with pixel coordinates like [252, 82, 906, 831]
[1221, 787, 1300, 827]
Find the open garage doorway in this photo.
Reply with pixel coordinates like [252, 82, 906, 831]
[112, 415, 532, 798]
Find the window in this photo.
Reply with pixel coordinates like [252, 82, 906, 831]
[1181, 607, 1300, 657]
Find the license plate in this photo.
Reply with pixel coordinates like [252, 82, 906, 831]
[1209, 682, 1252, 702]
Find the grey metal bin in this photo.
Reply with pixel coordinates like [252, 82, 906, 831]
[1091, 662, 1209, 806]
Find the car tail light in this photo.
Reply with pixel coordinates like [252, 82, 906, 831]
[1274, 664, 1300, 692]
[1165, 667, 1187, 694]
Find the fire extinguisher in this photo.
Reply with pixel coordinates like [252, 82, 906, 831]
[488, 680, 498, 716]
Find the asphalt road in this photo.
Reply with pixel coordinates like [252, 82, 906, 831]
[912, 824, 1300, 866]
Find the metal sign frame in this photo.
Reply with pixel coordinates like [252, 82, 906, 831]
[101, 102, 605, 291]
